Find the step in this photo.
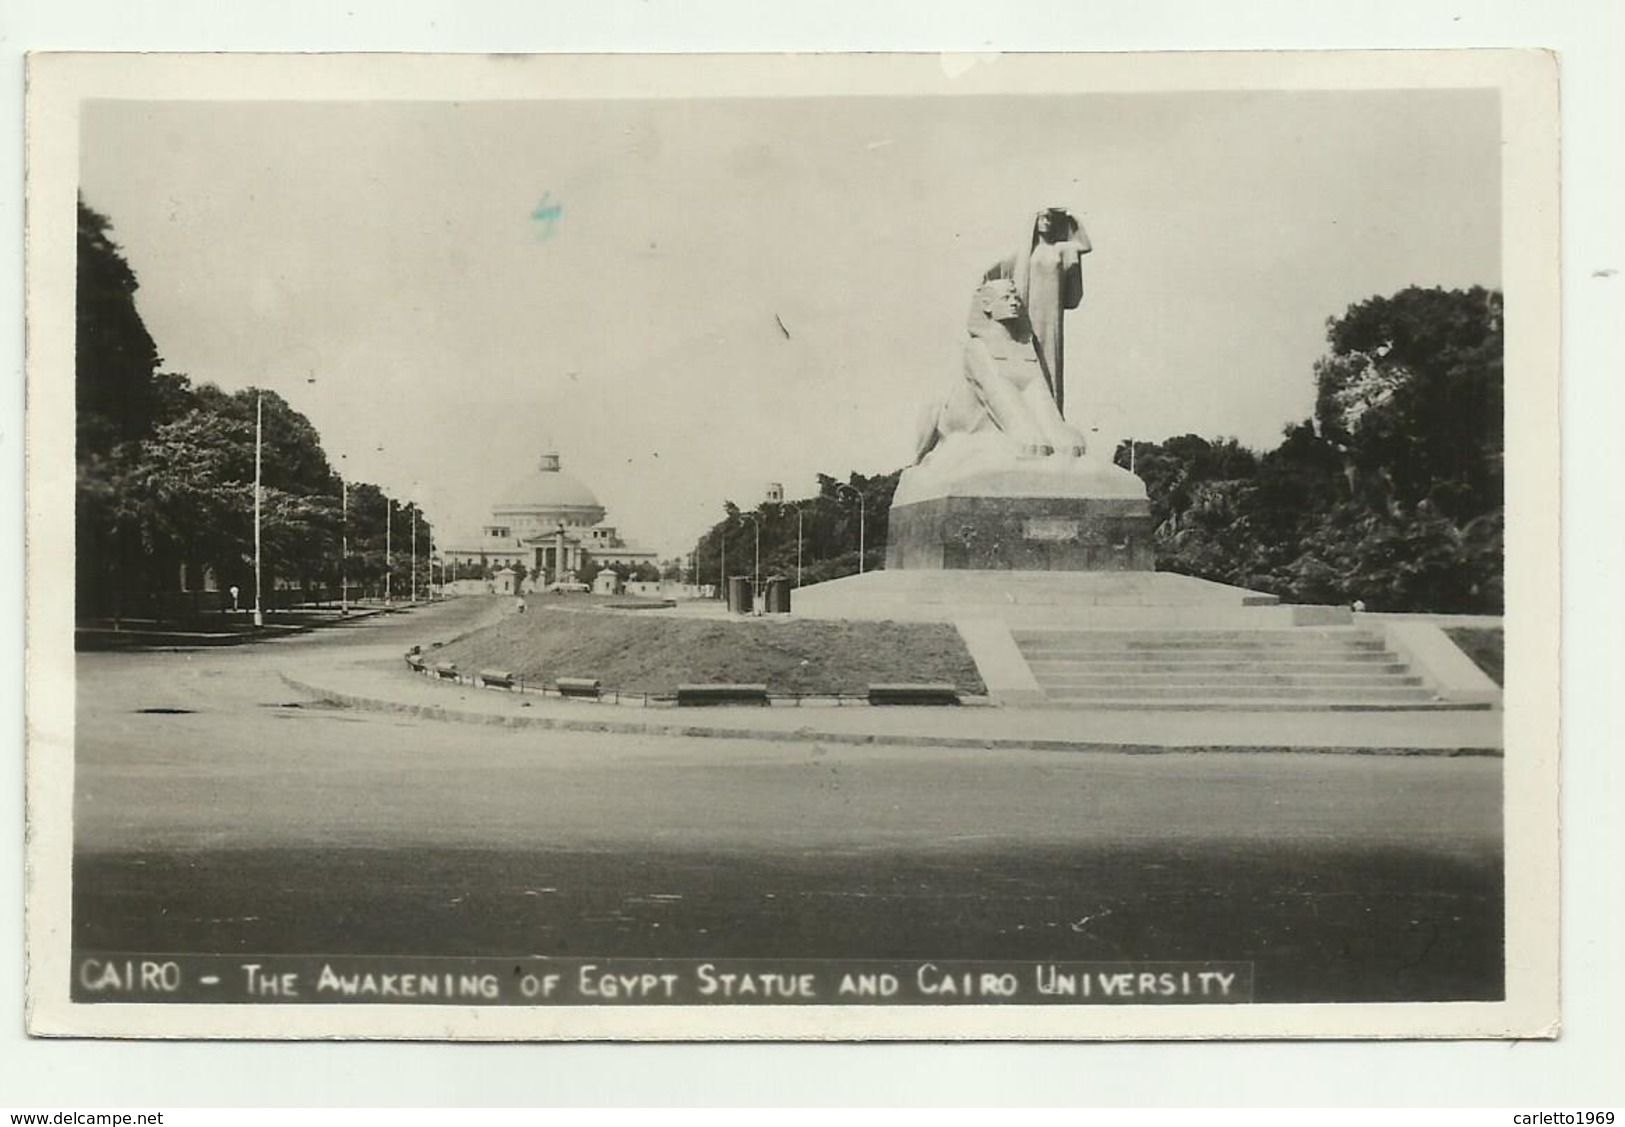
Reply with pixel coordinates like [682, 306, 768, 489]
[1024, 658, 1413, 675]
[1004, 626, 1463, 712]
[1042, 683, 1436, 702]
[1022, 646, 1397, 664]
[1033, 698, 1494, 713]
[1012, 628, 1382, 647]
[1029, 672, 1424, 689]
[1015, 636, 1388, 654]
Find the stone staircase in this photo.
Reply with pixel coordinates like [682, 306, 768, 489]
[1010, 626, 1490, 711]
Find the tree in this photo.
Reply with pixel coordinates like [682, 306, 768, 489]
[73, 200, 443, 618]
[343, 484, 394, 594]
[1281, 503, 1501, 613]
[1314, 286, 1503, 520]
[77, 199, 193, 614]
[449, 556, 491, 582]
[814, 469, 900, 575]
[110, 387, 349, 597]
[113, 404, 256, 595]
[690, 468, 903, 594]
[1141, 285, 1505, 613]
[1118, 435, 1259, 537]
[77, 198, 169, 457]
[389, 502, 435, 598]
[188, 386, 341, 498]
[575, 556, 605, 587]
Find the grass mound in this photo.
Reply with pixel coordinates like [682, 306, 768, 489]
[429, 605, 985, 696]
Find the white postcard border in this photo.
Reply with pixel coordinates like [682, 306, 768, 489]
[24, 48, 1561, 1042]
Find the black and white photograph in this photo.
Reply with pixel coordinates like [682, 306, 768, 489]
[24, 50, 1559, 1041]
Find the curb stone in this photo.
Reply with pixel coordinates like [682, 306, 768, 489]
[278, 672, 1502, 758]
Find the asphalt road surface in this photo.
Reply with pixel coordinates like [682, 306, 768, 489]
[72, 598, 1503, 1003]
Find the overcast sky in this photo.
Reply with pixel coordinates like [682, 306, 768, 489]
[80, 88, 1500, 555]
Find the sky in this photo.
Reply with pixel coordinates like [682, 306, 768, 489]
[79, 88, 1500, 556]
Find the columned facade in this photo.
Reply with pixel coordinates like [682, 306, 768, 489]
[442, 450, 657, 588]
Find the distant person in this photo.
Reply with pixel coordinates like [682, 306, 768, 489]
[228, 584, 240, 613]
[516, 596, 527, 614]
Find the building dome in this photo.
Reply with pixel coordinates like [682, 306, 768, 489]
[490, 452, 606, 528]
[444, 447, 656, 584]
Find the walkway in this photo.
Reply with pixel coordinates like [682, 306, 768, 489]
[283, 639, 1504, 755]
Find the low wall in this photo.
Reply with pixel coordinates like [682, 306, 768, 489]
[1379, 620, 1501, 706]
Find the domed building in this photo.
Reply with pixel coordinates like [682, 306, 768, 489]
[442, 451, 657, 586]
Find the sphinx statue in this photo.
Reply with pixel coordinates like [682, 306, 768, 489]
[916, 278, 1088, 466]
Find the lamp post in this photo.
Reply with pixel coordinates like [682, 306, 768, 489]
[792, 503, 803, 588]
[299, 373, 349, 613]
[411, 503, 418, 604]
[835, 483, 866, 575]
[339, 461, 349, 617]
[384, 492, 392, 604]
[373, 444, 391, 605]
[778, 500, 805, 587]
[253, 390, 264, 628]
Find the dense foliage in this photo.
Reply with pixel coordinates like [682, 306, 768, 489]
[75, 199, 435, 618]
[691, 470, 900, 590]
[1122, 286, 1503, 613]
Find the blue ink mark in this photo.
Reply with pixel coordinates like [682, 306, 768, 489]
[531, 192, 563, 240]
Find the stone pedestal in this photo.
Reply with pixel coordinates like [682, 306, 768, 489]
[885, 443, 1154, 572]
[887, 494, 1153, 571]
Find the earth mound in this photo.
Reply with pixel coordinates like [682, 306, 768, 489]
[428, 604, 985, 696]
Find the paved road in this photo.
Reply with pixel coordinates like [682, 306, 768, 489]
[72, 598, 1504, 1003]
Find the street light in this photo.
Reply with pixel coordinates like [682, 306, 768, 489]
[384, 491, 392, 604]
[778, 500, 806, 587]
[834, 483, 866, 575]
[300, 373, 349, 614]
[253, 390, 264, 628]
[339, 456, 349, 617]
[372, 444, 392, 605]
